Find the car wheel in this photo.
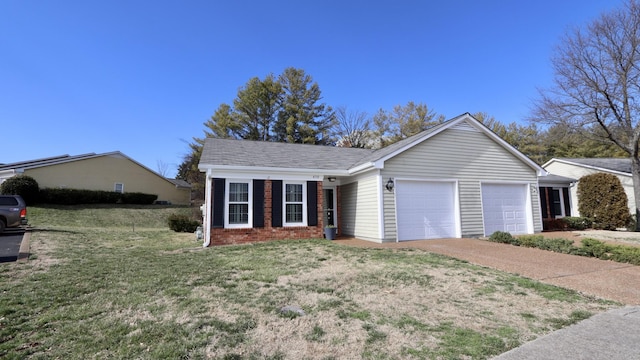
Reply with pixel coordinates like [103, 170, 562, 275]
[0, 219, 5, 234]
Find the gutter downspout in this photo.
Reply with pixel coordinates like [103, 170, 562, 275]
[202, 169, 213, 247]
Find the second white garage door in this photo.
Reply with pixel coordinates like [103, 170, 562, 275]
[481, 183, 529, 236]
[396, 180, 457, 241]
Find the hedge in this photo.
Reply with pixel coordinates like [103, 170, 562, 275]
[167, 214, 200, 232]
[487, 231, 640, 266]
[38, 188, 157, 205]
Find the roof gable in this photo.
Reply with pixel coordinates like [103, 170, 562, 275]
[354, 113, 545, 175]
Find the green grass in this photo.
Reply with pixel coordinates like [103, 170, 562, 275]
[0, 205, 617, 359]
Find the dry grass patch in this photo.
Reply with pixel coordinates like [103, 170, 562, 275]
[0, 206, 619, 359]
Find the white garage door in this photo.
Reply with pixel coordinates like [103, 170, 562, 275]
[481, 183, 529, 236]
[396, 180, 457, 241]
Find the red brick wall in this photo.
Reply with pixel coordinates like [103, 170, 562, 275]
[209, 179, 324, 246]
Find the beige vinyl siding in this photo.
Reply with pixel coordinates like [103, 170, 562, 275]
[544, 161, 635, 216]
[24, 154, 191, 205]
[382, 128, 541, 237]
[340, 176, 380, 241]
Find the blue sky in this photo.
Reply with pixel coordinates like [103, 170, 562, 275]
[0, 0, 622, 177]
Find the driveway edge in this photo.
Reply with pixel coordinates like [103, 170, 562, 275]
[17, 229, 30, 262]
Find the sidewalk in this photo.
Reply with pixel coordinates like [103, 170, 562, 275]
[493, 306, 640, 359]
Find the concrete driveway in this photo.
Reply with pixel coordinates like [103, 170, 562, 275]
[336, 237, 640, 305]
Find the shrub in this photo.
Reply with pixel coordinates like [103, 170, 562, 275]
[563, 217, 592, 230]
[516, 235, 544, 248]
[580, 238, 640, 265]
[168, 214, 200, 232]
[534, 238, 575, 254]
[488, 231, 515, 244]
[578, 173, 631, 230]
[0, 175, 40, 205]
[542, 218, 567, 231]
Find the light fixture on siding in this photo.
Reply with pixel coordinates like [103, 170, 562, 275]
[328, 177, 336, 182]
[385, 178, 395, 192]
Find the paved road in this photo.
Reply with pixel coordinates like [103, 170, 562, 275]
[0, 229, 25, 263]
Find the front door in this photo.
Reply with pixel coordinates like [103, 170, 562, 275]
[323, 188, 336, 227]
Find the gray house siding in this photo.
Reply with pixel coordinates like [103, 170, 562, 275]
[381, 127, 542, 238]
[340, 175, 380, 241]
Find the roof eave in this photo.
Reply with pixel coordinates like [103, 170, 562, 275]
[199, 164, 350, 176]
[543, 158, 631, 177]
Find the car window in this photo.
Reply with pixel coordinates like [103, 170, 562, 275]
[0, 197, 19, 206]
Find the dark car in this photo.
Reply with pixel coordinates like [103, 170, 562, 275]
[0, 195, 28, 233]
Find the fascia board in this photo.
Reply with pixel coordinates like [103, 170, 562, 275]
[348, 161, 382, 175]
[547, 158, 631, 177]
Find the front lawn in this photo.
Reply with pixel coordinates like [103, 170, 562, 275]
[0, 206, 616, 359]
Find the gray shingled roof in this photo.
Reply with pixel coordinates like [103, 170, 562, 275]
[558, 158, 631, 174]
[167, 178, 192, 188]
[200, 138, 375, 170]
[0, 154, 97, 171]
[199, 120, 452, 171]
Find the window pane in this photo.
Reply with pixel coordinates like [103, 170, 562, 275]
[286, 184, 303, 202]
[229, 183, 249, 202]
[552, 189, 562, 216]
[229, 204, 249, 224]
[286, 204, 303, 223]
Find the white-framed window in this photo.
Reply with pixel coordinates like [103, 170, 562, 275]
[225, 180, 252, 228]
[283, 181, 307, 226]
[114, 183, 124, 193]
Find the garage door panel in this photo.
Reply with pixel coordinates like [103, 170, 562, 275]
[481, 184, 529, 236]
[396, 181, 457, 241]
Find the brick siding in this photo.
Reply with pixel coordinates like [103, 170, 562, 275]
[209, 179, 325, 246]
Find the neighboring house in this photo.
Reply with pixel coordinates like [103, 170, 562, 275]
[0, 152, 191, 205]
[198, 113, 547, 246]
[543, 158, 635, 216]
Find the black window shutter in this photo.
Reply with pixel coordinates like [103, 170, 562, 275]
[562, 187, 571, 216]
[539, 187, 548, 219]
[212, 178, 225, 228]
[253, 180, 265, 228]
[272, 180, 283, 227]
[307, 181, 318, 226]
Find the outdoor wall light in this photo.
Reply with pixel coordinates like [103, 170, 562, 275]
[385, 178, 395, 192]
[328, 177, 336, 182]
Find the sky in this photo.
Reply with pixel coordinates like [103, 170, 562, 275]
[0, 0, 624, 178]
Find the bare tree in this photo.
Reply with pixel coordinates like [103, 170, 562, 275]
[333, 106, 373, 148]
[531, 0, 640, 228]
[156, 160, 170, 177]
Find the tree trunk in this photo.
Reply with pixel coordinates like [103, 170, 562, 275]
[631, 157, 640, 231]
